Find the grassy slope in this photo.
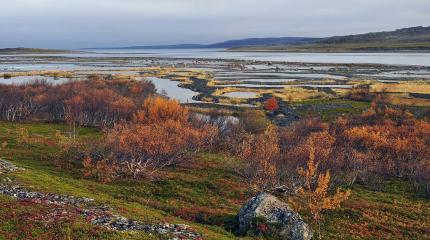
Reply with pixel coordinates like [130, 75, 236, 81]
[0, 122, 429, 239]
[230, 27, 430, 52]
[231, 41, 430, 52]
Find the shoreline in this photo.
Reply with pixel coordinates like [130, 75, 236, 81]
[226, 49, 430, 53]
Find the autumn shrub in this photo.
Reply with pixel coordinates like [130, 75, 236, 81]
[0, 78, 155, 127]
[280, 106, 430, 194]
[235, 102, 430, 198]
[82, 156, 119, 183]
[104, 121, 214, 179]
[133, 96, 189, 124]
[239, 110, 270, 134]
[83, 97, 218, 180]
[236, 124, 281, 191]
[295, 141, 351, 238]
[264, 97, 279, 112]
[347, 84, 374, 101]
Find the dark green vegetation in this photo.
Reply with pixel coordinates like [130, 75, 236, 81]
[230, 26, 430, 52]
[0, 121, 429, 239]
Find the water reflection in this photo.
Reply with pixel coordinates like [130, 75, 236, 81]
[142, 77, 199, 103]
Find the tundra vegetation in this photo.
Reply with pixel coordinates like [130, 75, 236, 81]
[0, 74, 429, 239]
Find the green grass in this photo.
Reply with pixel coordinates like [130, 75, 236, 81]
[0, 121, 429, 239]
[0, 122, 239, 239]
[319, 180, 430, 239]
[292, 99, 370, 121]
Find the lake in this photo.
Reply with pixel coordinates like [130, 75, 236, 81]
[2, 49, 430, 66]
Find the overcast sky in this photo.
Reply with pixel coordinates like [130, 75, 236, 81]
[1, 0, 429, 49]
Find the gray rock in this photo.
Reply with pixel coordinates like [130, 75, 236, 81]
[0, 159, 18, 173]
[238, 192, 313, 240]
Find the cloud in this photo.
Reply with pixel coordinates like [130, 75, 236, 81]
[0, 0, 429, 48]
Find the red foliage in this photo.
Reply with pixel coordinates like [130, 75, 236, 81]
[264, 97, 279, 112]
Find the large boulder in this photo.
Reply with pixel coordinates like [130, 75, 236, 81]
[238, 192, 312, 240]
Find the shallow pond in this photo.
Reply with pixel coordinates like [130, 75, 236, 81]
[222, 91, 258, 98]
[292, 84, 352, 89]
[214, 72, 346, 80]
[238, 78, 298, 83]
[143, 77, 199, 103]
[214, 84, 287, 88]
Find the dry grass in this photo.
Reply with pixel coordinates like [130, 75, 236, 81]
[372, 81, 430, 94]
[1, 70, 74, 79]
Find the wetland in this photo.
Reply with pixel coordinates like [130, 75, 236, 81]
[1, 50, 430, 120]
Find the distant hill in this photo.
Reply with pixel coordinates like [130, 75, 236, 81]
[0, 48, 78, 54]
[85, 37, 318, 50]
[318, 26, 430, 44]
[114, 44, 204, 50]
[230, 26, 430, 52]
[205, 37, 317, 48]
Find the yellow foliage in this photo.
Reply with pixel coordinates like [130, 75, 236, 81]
[134, 96, 189, 124]
[298, 140, 351, 222]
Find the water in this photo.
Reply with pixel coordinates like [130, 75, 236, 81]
[359, 71, 430, 79]
[214, 84, 287, 88]
[237, 79, 298, 83]
[0, 63, 144, 72]
[2, 49, 430, 66]
[222, 92, 258, 98]
[214, 72, 346, 80]
[0, 63, 79, 71]
[293, 84, 352, 89]
[216, 84, 352, 89]
[143, 77, 199, 103]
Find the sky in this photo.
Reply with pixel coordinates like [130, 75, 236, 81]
[1, 0, 429, 49]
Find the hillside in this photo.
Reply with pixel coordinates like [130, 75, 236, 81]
[206, 37, 317, 48]
[230, 26, 430, 52]
[85, 37, 317, 50]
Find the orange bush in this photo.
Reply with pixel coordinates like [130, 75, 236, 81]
[0, 78, 154, 127]
[236, 124, 280, 191]
[237, 105, 430, 195]
[100, 120, 216, 179]
[133, 97, 188, 124]
[83, 98, 218, 180]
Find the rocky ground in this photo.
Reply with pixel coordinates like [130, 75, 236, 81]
[0, 159, 203, 240]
